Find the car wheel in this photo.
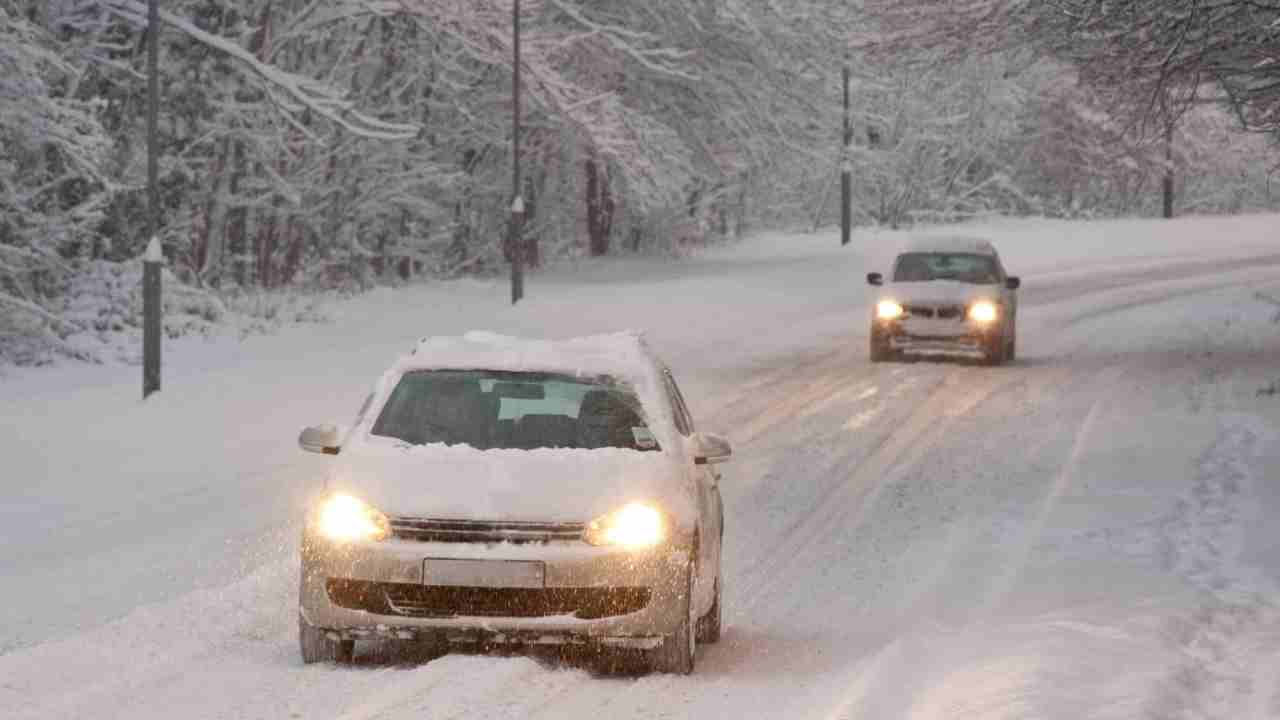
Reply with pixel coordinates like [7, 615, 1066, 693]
[299, 614, 355, 664]
[696, 574, 722, 644]
[870, 330, 895, 363]
[1007, 327, 1017, 362]
[983, 329, 1008, 366]
[647, 565, 696, 674]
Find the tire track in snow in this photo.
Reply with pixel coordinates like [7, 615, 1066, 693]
[730, 365, 1024, 621]
[805, 360, 1124, 720]
[1146, 416, 1280, 720]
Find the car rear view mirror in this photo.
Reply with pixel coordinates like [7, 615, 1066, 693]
[867, 272, 884, 286]
[299, 424, 343, 455]
[1006, 276, 1021, 290]
[692, 432, 733, 465]
[492, 382, 546, 400]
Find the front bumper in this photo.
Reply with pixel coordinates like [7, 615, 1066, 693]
[877, 317, 1001, 357]
[299, 531, 691, 647]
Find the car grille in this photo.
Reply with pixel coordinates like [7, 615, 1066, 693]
[905, 304, 964, 320]
[326, 579, 651, 619]
[390, 517, 586, 544]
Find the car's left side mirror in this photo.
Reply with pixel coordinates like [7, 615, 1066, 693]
[299, 424, 345, 455]
[1006, 276, 1021, 290]
[867, 272, 884, 287]
[691, 432, 733, 465]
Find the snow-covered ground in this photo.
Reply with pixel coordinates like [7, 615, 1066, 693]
[3, 214, 1280, 719]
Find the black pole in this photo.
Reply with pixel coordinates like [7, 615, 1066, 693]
[143, 0, 161, 398]
[1162, 120, 1175, 219]
[840, 56, 852, 247]
[509, 0, 525, 304]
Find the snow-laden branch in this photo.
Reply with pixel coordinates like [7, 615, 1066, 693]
[98, 0, 420, 141]
[546, 0, 699, 82]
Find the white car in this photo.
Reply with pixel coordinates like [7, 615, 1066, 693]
[866, 237, 1021, 364]
[295, 332, 730, 674]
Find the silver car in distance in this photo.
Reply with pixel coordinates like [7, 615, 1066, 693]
[296, 332, 730, 674]
[867, 237, 1021, 365]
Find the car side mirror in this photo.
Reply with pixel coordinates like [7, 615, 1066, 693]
[867, 272, 883, 286]
[1006, 276, 1021, 290]
[691, 432, 733, 465]
[299, 424, 344, 455]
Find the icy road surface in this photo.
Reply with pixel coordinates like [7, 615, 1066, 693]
[3, 215, 1280, 719]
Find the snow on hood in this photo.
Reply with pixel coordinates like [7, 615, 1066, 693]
[880, 280, 1002, 306]
[328, 440, 694, 526]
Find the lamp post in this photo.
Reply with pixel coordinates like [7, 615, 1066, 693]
[840, 51, 852, 247]
[143, 0, 161, 398]
[509, 0, 525, 304]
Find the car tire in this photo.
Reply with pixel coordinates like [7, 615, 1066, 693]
[299, 614, 355, 664]
[870, 331, 895, 363]
[647, 565, 696, 674]
[1007, 329, 1017, 362]
[983, 328, 1008, 366]
[696, 575, 722, 644]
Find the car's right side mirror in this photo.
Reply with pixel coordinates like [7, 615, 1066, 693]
[867, 272, 884, 286]
[1006, 276, 1021, 290]
[299, 424, 343, 455]
[691, 432, 733, 465]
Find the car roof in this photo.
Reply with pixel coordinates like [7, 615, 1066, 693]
[901, 235, 999, 256]
[394, 331, 662, 381]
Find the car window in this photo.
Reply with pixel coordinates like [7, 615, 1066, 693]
[369, 370, 659, 451]
[663, 369, 695, 436]
[893, 253, 1000, 284]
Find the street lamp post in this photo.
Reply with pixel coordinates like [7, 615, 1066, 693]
[143, 0, 162, 397]
[509, 0, 525, 304]
[840, 52, 852, 247]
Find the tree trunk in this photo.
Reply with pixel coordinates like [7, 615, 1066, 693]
[201, 138, 232, 287]
[226, 140, 248, 287]
[256, 206, 278, 289]
[585, 156, 611, 256]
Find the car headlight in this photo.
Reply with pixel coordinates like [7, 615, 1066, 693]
[316, 493, 390, 543]
[583, 503, 666, 549]
[968, 300, 999, 324]
[876, 300, 905, 321]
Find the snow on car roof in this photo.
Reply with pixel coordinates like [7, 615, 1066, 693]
[902, 235, 999, 256]
[360, 331, 680, 452]
[397, 330, 661, 380]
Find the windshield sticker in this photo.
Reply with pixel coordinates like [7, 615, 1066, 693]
[632, 427, 658, 449]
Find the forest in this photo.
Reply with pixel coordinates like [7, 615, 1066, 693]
[3, 0, 1279, 364]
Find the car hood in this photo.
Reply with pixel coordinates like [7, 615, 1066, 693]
[881, 280, 1000, 305]
[326, 442, 691, 525]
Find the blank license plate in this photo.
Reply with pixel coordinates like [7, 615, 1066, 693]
[423, 559, 545, 588]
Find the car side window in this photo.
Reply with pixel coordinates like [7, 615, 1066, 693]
[663, 369, 695, 436]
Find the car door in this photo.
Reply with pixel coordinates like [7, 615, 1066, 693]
[662, 367, 722, 612]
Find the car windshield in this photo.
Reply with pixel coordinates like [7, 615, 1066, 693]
[370, 370, 659, 451]
[892, 252, 999, 284]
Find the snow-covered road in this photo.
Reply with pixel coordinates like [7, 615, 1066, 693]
[3, 216, 1280, 719]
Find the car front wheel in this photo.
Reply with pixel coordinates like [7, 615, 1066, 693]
[870, 329, 896, 363]
[983, 326, 1009, 366]
[299, 614, 354, 664]
[696, 574, 722, 644]
[647, 565, 696, 674]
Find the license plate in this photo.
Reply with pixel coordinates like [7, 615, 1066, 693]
[423, 558, 545, 588]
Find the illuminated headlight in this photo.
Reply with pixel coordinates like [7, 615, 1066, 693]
[968, 301, 999, 324]
[583, 503, 666, 549]
[876, 300, 905, 321]
[316, 494, 390, 543]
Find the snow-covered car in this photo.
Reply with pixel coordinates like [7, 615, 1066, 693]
[866, 237, 1021, 364]
[295, 332, 730, 673]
